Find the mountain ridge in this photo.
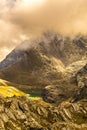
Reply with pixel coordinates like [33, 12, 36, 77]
[0, 33, 87, 85]
[0, 33, 87, 103]
[0, 33, 87, 129]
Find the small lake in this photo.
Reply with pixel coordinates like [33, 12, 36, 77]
[25, 89, 42, 97]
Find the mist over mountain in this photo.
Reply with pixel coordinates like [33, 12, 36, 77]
[0, 33, 87, 130]
[1, 0, 87, 130]
[1, 0, 87, 61]
[0, 32, 87, 89]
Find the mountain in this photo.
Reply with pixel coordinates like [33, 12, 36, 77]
[0, 33, 87, 129]
[0, 33, 87, 87]
[0, 33, 87, 103]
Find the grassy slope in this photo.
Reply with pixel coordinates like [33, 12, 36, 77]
[0, 86, 27, 97]
[0, 79, 28, 97]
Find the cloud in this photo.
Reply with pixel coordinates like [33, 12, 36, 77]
[0, 0, 87, 60]
[8, 0, 87, 35]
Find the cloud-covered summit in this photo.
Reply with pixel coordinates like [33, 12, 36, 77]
[0, 0, 87, 60]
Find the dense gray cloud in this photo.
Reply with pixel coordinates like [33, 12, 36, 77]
[0, 0, 87, 60]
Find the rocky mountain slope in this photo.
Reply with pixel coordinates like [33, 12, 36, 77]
[0, 78, 86, 130]
[0, 95, 87, 130]
[0, 33, 87, 88]
[42, 60, 87, 103]
[0, 33, 87, 129]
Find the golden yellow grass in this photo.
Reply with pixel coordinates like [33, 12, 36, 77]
[0, 86, 27, 97]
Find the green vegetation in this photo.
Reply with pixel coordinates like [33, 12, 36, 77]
[0, 79, 42, 100]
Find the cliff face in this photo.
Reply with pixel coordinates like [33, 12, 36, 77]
[0, 96, 87, 130]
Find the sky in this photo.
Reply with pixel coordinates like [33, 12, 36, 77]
[0, 0, 87, 60]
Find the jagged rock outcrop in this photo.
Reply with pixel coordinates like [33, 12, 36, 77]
[0, 96, 87, 130]
[41, 85, 73, 104]
[71, 85, 87, 103]
[70, 63, 87, 102]
[76, 63, 87, 87]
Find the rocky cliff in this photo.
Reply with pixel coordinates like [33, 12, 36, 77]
[0, 95, 87, 130]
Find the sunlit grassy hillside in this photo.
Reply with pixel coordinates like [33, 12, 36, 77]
[0, 79, 28, 97]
